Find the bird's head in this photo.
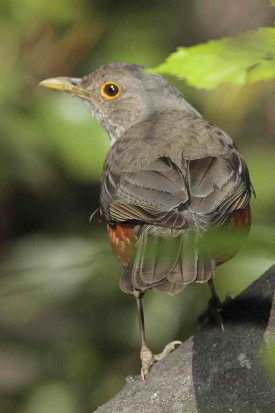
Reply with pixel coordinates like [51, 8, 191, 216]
[40, 63, 198, 144]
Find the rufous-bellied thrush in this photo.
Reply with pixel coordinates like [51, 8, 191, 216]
[40, 63, 253, 378]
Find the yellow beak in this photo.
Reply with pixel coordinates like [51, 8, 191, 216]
[39, 77, 97, 101]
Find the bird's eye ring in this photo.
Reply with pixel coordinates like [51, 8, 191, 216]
[100, 82, 122, 100]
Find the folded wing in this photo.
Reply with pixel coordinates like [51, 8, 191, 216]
[100, 151, 252, 295]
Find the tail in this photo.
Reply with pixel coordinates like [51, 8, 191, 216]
[120, 225, 215, 295]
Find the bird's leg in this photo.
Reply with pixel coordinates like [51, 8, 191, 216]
[134, 291, 181, 379]
[134, 291, 154, 379]
[208, 278, 222, 308]
[199, 278, 224, 331]
[208, 278, 225, 331]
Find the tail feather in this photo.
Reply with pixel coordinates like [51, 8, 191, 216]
[154, 279, 184, 295]
[120, 225, 216, 295]
[196, 255, 215, 283]
[168, 230, 198, 285]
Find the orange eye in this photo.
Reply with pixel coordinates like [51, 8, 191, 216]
[100, 82, 122, 100]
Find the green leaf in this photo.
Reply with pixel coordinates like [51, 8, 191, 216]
[270, 0, 275, 5]
[148, 28, 275, 89]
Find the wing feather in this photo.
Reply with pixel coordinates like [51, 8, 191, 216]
[101, 151, 252, 294]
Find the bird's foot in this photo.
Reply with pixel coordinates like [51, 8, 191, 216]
[140, 345, 154, 380]
[140, 340, 181, 380]
[224, 292, 233, 304]
[199, 296, 224, 331]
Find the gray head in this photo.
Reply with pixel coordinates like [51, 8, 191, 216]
[40, 63, 199, 144]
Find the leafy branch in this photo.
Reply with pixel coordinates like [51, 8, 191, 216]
[148, 27, 275, 89]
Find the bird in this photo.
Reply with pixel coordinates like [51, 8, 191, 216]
[40, 63, 253, 378]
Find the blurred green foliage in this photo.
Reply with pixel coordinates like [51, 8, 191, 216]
[0, 0, 275, 412]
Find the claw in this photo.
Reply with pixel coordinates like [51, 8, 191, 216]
[154, 340, 182, 361]
[140, 341, 182, 379]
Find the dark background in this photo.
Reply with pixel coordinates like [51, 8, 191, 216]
[0, 0, 275, 412]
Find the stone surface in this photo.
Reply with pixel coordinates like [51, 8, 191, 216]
[95, 266, 275, 413]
